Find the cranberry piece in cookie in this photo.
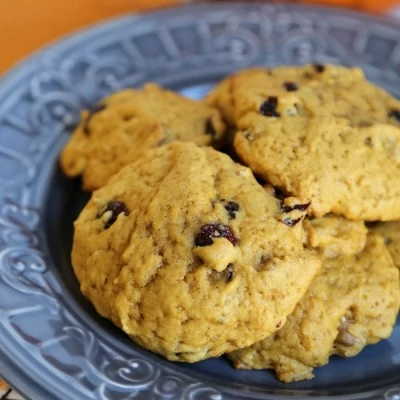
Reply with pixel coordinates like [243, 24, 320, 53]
[97, 200, 129, 229]
[224, 201, 240, 220]
[195, 223, 237, 247]
[260, 97, 280, 117]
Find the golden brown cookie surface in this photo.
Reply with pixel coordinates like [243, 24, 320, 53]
[369, 221, 400, 269]
[60, 84, 225, 190]
[303, 216, 368, 258]
[228, 232, 400, 382]
[72, 142, 320, 362]
[208, 65, 400, 220]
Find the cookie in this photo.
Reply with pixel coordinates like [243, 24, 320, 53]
[303, 216, 368, 258]
[72, 142, 321, 362]
[208, 65, 400, 220]
[369, 221, 400, 269]
[228, 232, 400, 382]
[60, 83, 226, 190]
[206, 76, 235, 127]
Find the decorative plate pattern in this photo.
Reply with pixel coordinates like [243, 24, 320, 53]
[0, 3, 399, 399]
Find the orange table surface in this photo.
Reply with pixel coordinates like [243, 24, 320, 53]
[0, 0, 179, 74]
[0, 0, 399, 74]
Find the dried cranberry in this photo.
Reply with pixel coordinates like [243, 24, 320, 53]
[195, 223, 237, 247]
[97, 200, 129, 229]
[224, 201, 239, 220]
[83, 103, 107, 135]
[260, 97, 280, 117]
[281, 201, 311, 213]
[282, 217, 302, 227]
[389, 109, 400, 122]
[283, 82, 298, 92]
[314, 64, 325, 73]
[205, 118, 217, 138]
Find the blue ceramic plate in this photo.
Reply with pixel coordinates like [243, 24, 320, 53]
[0, 3, 399, 399]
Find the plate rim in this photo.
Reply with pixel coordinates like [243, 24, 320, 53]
[1, 1, 400, 88]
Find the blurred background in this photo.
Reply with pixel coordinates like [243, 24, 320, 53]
[0, 0, 400, 73]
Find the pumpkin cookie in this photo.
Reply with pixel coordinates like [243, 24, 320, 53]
[60, 83, 225, 190]
[229, 232, 400, 382]
[72, 142, 320, 362]
[208, 65, 400, 220]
